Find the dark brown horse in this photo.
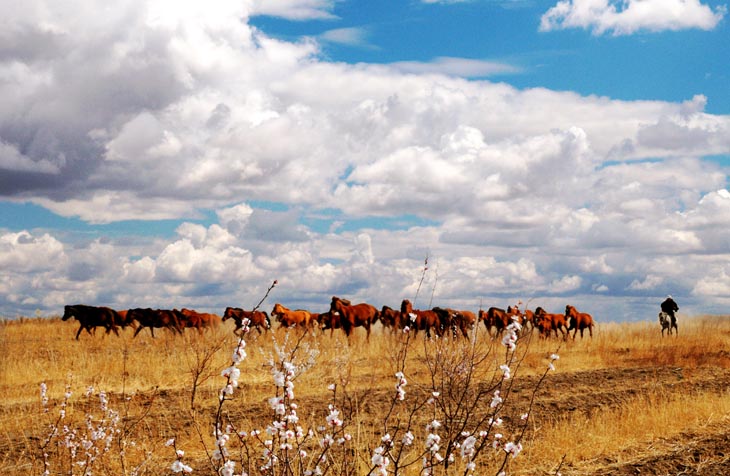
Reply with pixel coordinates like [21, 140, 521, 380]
[400, 299, 440, 338]
[116, 309, 138, 331]
[316, 310, 341, 336]
[479, 306, 520, 337]
[564, 305, 594, 339]
[379, 305, 403, 333]
[330, 296, 379, 340]
[432, 307, 474, 339]
[62, 304, 122, 340]
[127, 308, 184, 338]
[223, 307, 271, 334]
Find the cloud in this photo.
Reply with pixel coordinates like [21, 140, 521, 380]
[249, 0, 338, 20]
[548, 275, 582, 293]
[628, 274, 664, 291]
[0, 231, 66, 272]
[1, 0, 730, 321]
[389, 57, 521, 78]
[0, 140, 63, 174]
[540, 0, 727, 35]
[320, 27, 373, 48]
[692, 270, 730, 296]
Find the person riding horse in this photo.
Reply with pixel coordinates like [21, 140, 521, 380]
[660, 295, 679, 330]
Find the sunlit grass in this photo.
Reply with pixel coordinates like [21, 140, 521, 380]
[523, 388, 730, 473]
[1, 315, 729, 475]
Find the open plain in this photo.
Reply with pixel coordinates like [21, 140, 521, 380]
[1, 314, 729, 475]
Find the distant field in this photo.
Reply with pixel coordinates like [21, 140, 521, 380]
[1, 315, 729, 475]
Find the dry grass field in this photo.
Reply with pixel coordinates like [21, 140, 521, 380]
[1, 314, 730, 475]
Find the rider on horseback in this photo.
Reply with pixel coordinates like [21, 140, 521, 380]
[660, 295, 679, 332]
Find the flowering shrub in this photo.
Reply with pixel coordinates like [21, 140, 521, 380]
[38, 383, 133, 476]
[32, 279, 560, 475]
[192, 280, 560, 476]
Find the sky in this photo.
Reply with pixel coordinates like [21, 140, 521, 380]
[1, 0, 729, 323]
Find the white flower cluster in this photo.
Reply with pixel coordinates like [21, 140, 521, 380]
[371, 433, 392, 476]
[325, 404, 343, 428]
[40, 382, 49, 412]
[427, 391, 440, 405]
[220, 337, 247, 400]
[423, 419, 443, 474]
[459, 433, 478, 474]
[40, 384, 123, 476]
[499, 364, 511, 380]
[490, 390, 503, 409]
[501, 318, 522, 351]
[549, 353, 560, 371]
[170, 455, 192, 473]
[211, 327, 253, 474]
[212, 425, 230, 462]
[371, 446, 390, 475]
[394, 371, 407, 401]
[166, 438, 193, 473]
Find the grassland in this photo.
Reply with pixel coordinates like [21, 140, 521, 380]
[1, 315, 729, 475]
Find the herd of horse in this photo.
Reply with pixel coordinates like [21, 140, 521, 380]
[61, 297, 595, 341]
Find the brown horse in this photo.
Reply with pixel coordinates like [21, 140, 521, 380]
[564, 305, 594, 339]
[454, 309, 477, 338]
[520, 308, 535, 329]
[223, 307, 271, 334]
[533, 307, 568, 340]
[505, 304, 534, 329]
[178, 308, 222, 334]
[271, 303, 312, 328]
[330, 296, 379, 340]
[400, 299, 440, 338]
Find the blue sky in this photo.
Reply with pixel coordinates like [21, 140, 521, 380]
[253, 1, 730, 111]
[1, 0, 729, 322]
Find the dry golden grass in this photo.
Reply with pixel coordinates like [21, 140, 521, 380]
[1, 315, 729, 475]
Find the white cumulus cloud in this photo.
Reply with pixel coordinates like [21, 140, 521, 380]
[540, 0, 727, 35]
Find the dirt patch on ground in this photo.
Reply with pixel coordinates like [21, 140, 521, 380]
[512, 365, 730, 476]
[2, 361, 729, 475]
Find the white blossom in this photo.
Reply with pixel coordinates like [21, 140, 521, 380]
[170, 460, 193, 473]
